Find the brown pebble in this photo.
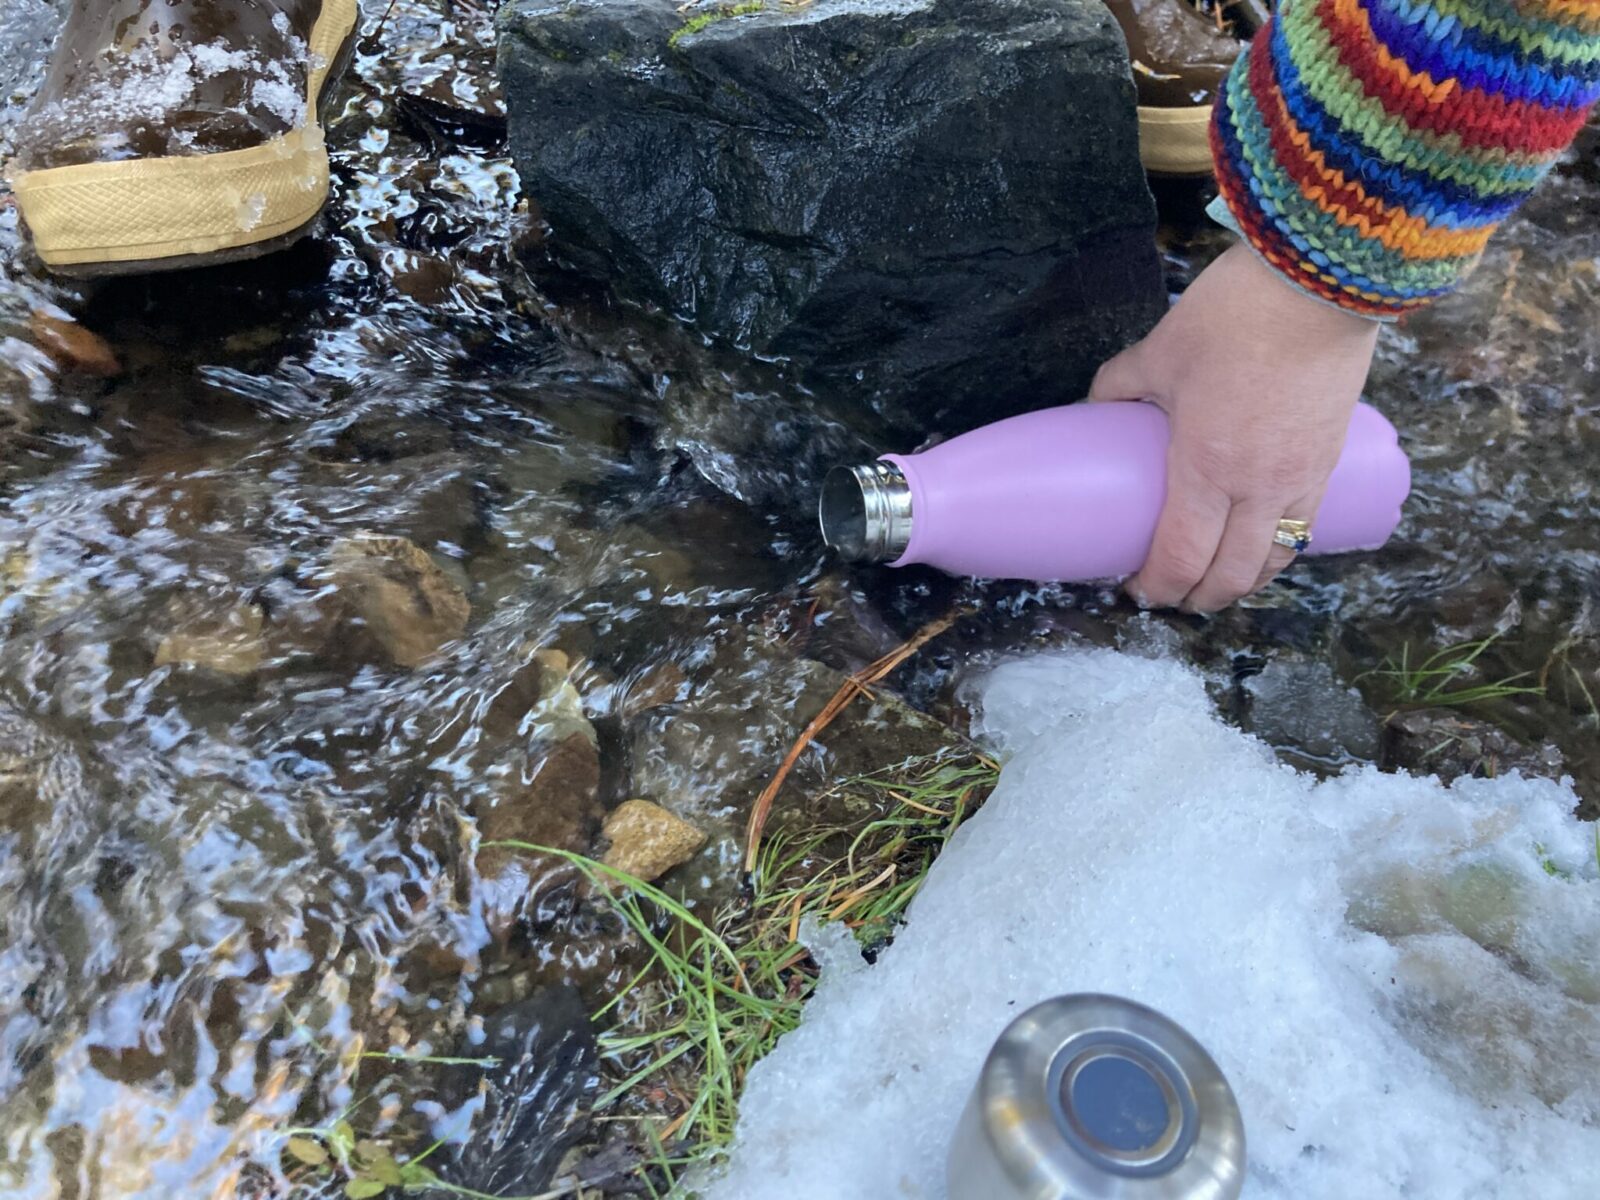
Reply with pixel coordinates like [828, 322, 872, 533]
[154, 602, 267, 677]
[30, 311, 121, 377]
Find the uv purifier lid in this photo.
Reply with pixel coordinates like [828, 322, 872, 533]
[948, 994, 1245, 1199]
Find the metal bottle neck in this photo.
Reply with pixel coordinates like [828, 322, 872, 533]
[819, 461, 914, 563]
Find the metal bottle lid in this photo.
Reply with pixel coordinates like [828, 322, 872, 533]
[819, 461, 913, 563]
[948, 994, 1246, 1200]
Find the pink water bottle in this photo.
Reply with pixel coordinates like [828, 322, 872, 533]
[819, 400, 1410, 581]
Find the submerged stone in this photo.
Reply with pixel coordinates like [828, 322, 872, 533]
[498, 0, 1165, 429]
[325, 534, 472, 668]
[627, 627, 976, 845]
[154, 600, 267, 678]
[476, 733, 604, 872]
[473, 646, 609, 935]
[434, 988, 601, 1197]
[29, 309, 121, 377]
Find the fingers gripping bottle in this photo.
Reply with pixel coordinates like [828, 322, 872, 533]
[819, 400, 1410, 581]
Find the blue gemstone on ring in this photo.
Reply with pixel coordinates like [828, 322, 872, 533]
[1292, 534, 1310, 553]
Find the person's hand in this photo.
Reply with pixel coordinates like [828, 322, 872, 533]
[1089, 241, 1380, 612]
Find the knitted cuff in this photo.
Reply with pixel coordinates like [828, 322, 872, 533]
[1207, 0, 1596, 321]
[1205, 193, 1393, 323]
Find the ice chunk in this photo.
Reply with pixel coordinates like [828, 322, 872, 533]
[234, 192, 267, 232]
[704, 649, 1599, 1198]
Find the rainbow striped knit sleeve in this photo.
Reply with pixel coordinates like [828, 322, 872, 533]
[1210, 0, 1600, 319]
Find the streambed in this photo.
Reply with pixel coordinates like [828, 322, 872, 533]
[0, 1, 1596, 1197]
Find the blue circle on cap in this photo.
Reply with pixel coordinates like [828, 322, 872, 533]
[1071, 1054, 1171, 1153]
[1047, 1031, 1199, 1177]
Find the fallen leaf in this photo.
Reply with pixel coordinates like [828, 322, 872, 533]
[285, 1137, 329, 1167]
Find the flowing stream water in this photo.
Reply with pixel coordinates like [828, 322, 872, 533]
[0, 2, 1596, 1197]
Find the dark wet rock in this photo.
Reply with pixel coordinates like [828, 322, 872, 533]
[619, 660, 689, 719]
[789, 575, 909, 674]
[110, 447, 223, 541]
[382, 247, 462, 305]
[499, 0, 1165, 429]
[600, 799, 707, 882]
[324, 535, 473, 668]
[474, 649, 606, 930]
[306, 443, 488, 559]
[1241, 659, 1381, 768]
[1380, 708, 1565, 783]
[396, 91, 510, 153]
[429, 987, 601, 1199]
[483, 651, 554, 740]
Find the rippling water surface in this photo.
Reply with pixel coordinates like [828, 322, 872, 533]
[0, 2, 1596, 1196]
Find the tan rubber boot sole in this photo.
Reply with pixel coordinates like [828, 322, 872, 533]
[1137, 104, 1215, 177]
[11, 0, 360, 275]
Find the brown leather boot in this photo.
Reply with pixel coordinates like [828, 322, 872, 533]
[7, 0, 360, 275]
[1103, 0, 1252, 176]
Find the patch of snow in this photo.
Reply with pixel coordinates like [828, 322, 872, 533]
[252, 73, 305, 126]
[704, 648, 1600, 1199]
[187, 43, 252, 76]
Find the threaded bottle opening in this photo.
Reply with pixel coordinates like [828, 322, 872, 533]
[819, 462, 913, 563]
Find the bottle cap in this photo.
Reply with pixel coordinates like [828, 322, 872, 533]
[819, 461, 913, 563]
[948, 994, 1245, 1199]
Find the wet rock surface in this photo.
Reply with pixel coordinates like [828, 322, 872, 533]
[153, 598, 267, 678]
[431, 987, 601, 1198]
[1380, 708, 1566, 784]
[1240, 658, 1381, 769]
[325, 534, 474, 668]
[29, 309, 121, 377]
[1105, 0, 1242, 106]
[499, 0, 1166, 429]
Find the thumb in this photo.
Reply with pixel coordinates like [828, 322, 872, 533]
[1087, 340, 1154, 404]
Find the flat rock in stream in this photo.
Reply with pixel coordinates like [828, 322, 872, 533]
[1241, 659, 1381, 767]
[498, 0, 1165, 429]
[154, 601, 267, 678]
[475, 651, 606, 920]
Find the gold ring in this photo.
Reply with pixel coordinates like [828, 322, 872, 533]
[1273, 519, 1313, 554]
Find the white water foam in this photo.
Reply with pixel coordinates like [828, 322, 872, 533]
[705, 649, 1600, 1198]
